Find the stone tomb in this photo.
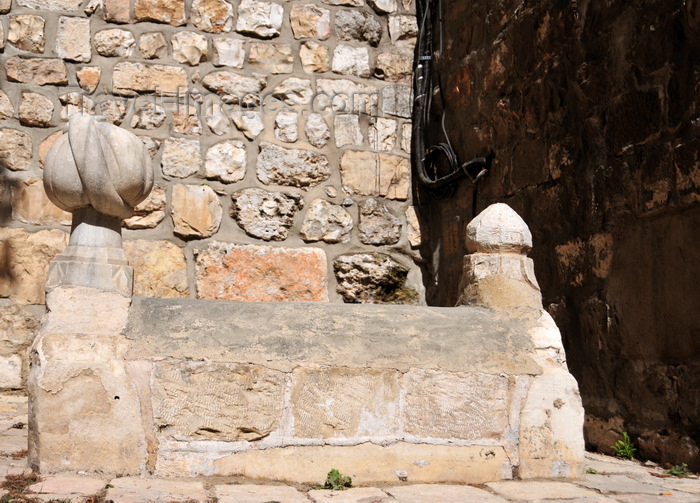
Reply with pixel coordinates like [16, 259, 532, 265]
[28, 115, 584, 483]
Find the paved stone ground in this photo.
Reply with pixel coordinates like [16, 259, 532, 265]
[1, 393, 698, 502]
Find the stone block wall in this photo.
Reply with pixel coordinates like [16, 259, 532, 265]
[0, 0, 421, 306]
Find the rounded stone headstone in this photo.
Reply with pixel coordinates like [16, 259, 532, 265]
[465, 203, 532, 254]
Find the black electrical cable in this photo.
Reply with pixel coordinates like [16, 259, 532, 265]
[412, 0, 493, 196]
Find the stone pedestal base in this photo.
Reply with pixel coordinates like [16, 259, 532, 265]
[28, 289, 585, 483]
[45, 246, 133, 296]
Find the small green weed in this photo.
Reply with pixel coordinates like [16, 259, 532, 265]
[324, 469, 352, 490]
[611, 432, 636, 460]
[664, 463, 690, 477]
[586, 467, 598, 474]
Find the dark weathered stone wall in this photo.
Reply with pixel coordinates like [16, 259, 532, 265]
[417, 0, 700, 468]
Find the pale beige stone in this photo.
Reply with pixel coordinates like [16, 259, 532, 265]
[113, 62, 188, 96]
[290, 4, 330, 40]
[275, 111, 298, 142]
[486, 480, 599, 500]
[172, 31, 208, 65]
[194, 242, 328, 302]
[192, 0, 233, 32]
[214, 443, 508, 483]
[8, 15, 45, 53]
[335, 9, 382, 46]
[249, 43, 293, 74]
[39, 131, 63, 168]
[321, 0, 361, 6]
[5, 57, 68, 85]
[0, 91, 13, 120]
[55, 16, 91, 62]
[308, 487, 394, 503]
[0, 128, 32, 171]
[104, 0, 130, 23]
[161, 138, 202, 178]
[405, 206, 421, 247]
[202, 71, 267, 106]
[272, 77, 313, 105]
[375, 52, 413, 82]
[76, 66, 101, 93]
[105, 477, 207, 503]
[205, 139, 246, 183]
[358, 198, 401, 245]
[0, 228, 68, 304]
[257, 141, 330, 188]
[171, 184, 222, 238]
[400, 122, 411, 152]
[0, 0, 10, 12]
[317, 78, 378, 114]
[367, 0, 396, 13]
[388, 14, 418, 42]
[292, 367, 400, 438]
[212, 38, 245, 67]
[122, 185, 166, 229]
[123, 240, 188, 298]
[216, 485, 309, 503]
[59, 90, 94, 119]
[19, 92, 53, 127]
[236, 0, 283, 38]
[94, 29, 135, 57]
[334, 114, 363, 147]
[17, 0, 80, 10]
[466, 202, 533, 254]
[204, 102, 230, 135]
[134, 0, 186, 25]
[403, 370, 509, 440]
[27, 477, 106, 498]
[382, 85, 412, 118]
[305, 113, 331, 148]
[369, 117, 397, 151]
[172, 104, 202, 134]
[340, 151, 410, 200]
[12, 178, 71, 226]
[130, 102, 166, 129]
[386, 485, 508, 503]
[300, 198, 353, 243]
[153, 361, 286, 441]
[231, 188, 303, 241]
[139, 32, 168, 59]
[332, 45, 370, 77]
[300, 41, 330, 73]
[231, 111, 264, 139]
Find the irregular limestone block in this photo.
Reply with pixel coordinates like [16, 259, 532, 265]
[335, 9, 382, 46]
[332, 44, 370, 78]
[139, 32, 168, 59]
[0, 128, 33, 171]
[134, 0, 186, 25]
[172, 31, 208, 65]
[202, 71, 267, 106]
[290, 4, 330, 40]
[192, 0, 233, 33]
[231, 111, 264, 139]
[305, 113, 331, 148]
[300, 198, 353, 243]
[321, 0, 362, 6]
[55, 16, 91, 62]
[195, 242, 328, 302]
[123, 240, 188, 298]
[300, 41, 330, 73]
[388, 14, 418, 42]
[308, 488, 396, 502]
[172, 105, 202, 135]
[171, 184, 222, 238]
[17, 0, 81, 10]
[122, 185, 166, 229]
[367, 0, 396, 13]
[76, 66, 101, 93]
[333, 253, 417, 304]
[358, 198, 401, 245]
[317, 78, 378, 114]
[403, 370, 509, 440]
[236, 0, 283, 38]
[161, 138, 202, 178]
[405, 206, 421, 247]
[230, 188, 303, 241]
[0, 355, 22, 389]
[5, 57, 68, 86]
[216, 486, 309, 503]
[204, 104, 230, 135]
[375, 52, 413, 82]
[0, 302, 40, 388]
[334, 114, 363, 147]
[369, 117, 397, 151]
[382, 84, 412, 118]
[94, 29, 135, 57]
[113, 62, 187, 96]
[401, 122, 411, 152]
[291, 367, 400, 438]
[19, 92, 54, 127]
[0, 228, 68, 304]
[153, 361, 286, 441]
[340, 151, 410, 200]
[386, 485, 507, 503]
[257, 142, 331, 188]
[212, 38, 245, 67]
[274, 111, 298, 142]
[130, 102, 166, 129]
[205, 140, 246, 183]
[272, 77, 313, 105]
[249, 43, 293, 74]
[8, 14, 45, 53]
[0, 91, 13, 120]
[105, 478, 208, 503]
[12, 178, 71, 226]
[104, 0, 129, 23]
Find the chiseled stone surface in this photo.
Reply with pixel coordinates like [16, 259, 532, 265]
[161, 138, 202, 178]
[5, 57, 68, 86]
[275, 111, 299, 142]
[123, 240, 188, 298]
[139, 32, 168, 59]
[192, 0, 233, 33]
[332, 44, 370, 78]
[16, 0, 81, 10]
[194, 242, 328, 302]
[11, 178, 71, 226]
[333, 253, 417, 304]
[130, 103, 166, 130]
[8, 14, 45, 53]
[375, 52, 413, 82]
[334, 114, 363, 147]
[212, 38, 245, 67]
[486, 480, 601, 500]
[105, 477, 208, 503]
[122, 185, 166, 229]
[335, 9, 382, 46]
[405, 206, 421, 247]
[172, 31, 208, 65]
[202, 71, 267, 105]
[273, 77, 313, 105]
[0, 228, 67, 304]
[216, 484, 310, 503]
[0, 91, 13, 120]
[133, 0, 186, 25]
[386, 484, 508, 503]
[76, 66, 101, 93]
[231, 111, 265, 139]
[171, 184, 222, 238]
[358, 198, 401, 245]
[308, 487, 395, 503]
[104, 0, 129, 23]
[0, 129, 32, 171]
[300, 41, 330, 72]
[340, 151, 410, 200]
[300, 198, 353, 243]
[257, 142, 331, 188]
[231, 188, 304, 241]
[205, 139, 246, 183]
[305, 113, 331, 147]
[292, 367, 400, 438]
[236, 0, 284, 38]
[290, 3, 331, 40]
[369, 117, 397, 151]
[55, 16, 91, 63]
[153, 360, 286, 441]
[94, 28, 136, 57]
[173, 105, 203, 135]
[18, 92, 54, 127]
[249, 42, 294, 74]
[112, 62, 188, 96]
[27, 476, 106, 498]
